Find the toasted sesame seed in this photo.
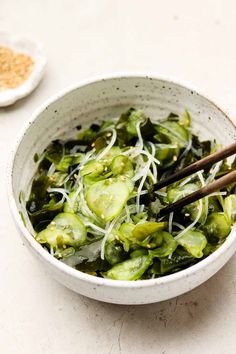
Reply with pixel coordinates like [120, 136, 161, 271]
[0, 46, 34, 90]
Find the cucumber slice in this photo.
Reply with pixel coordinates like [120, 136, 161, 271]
[85, 178, 130, 221]
[118, 176, 134, 193]
[160, 121, 189, 145]
[132, 221, 167, 240]
[155, 144, 180, 168]
[111, 155, 134, 178]
[119, 222, 135, 240]
[177, 230, 207, 258]
[100, 146, 121, 165]
[103, 255, 153, 280]
[80, 160, 104, 177]
[36, 212, 86, 248]
[36, 228, 71, 248]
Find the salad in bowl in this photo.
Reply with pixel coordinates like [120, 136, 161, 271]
[9, 75, 236, 304]
[26, 108, 236, 281]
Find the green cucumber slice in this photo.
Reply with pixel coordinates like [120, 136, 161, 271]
[80, 160, 104, 177]
[36, 212, 86, 248]
[85, 178, 131, 221]
[103, 255, 153, 280]
[111, 155, 134, 178]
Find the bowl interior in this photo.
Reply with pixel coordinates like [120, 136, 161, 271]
[12, 76, 236, 241]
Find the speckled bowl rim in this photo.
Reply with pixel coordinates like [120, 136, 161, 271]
[7, 73, 236, 289]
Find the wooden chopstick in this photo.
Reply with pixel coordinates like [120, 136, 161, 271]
[154, 142, 236, 190]
[159, 169, 236, 216]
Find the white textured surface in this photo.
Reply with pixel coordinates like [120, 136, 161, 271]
[1, 0, 236, 353]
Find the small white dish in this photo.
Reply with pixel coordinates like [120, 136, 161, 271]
[0, 33, 46, 107]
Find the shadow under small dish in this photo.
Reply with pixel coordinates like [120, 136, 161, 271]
[8, 75, 236, 304]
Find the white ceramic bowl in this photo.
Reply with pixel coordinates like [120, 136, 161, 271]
[8, 75, 236, 305]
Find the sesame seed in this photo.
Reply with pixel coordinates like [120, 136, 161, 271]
[0, 46, 34, 90]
